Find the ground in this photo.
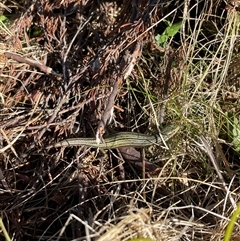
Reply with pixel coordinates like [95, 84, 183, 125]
[0, 0, 240, 241]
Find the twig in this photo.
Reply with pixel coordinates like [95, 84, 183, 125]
[159, 48, 174, 124]
[62, 13, 93, 86]
[96, 76, 122, 143]
[96, 42, 142, 142]
[0, 128, 18, 158]
[4, 52, 61, 77]
[200, 136, 236, 209]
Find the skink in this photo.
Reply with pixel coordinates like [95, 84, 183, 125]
[47, 125, 179, 149]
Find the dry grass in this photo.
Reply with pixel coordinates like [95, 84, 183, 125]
[0, 0, 240, 240]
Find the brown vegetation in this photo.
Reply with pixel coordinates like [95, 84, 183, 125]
[0, 0, 240, 240]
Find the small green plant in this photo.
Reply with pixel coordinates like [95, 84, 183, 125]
[0, 14, 12, 35]
[224, 204, 240, 241]
[155, 20, 183, 47]
[0, 15, 11, 26]
[225, 113, 240, 152]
